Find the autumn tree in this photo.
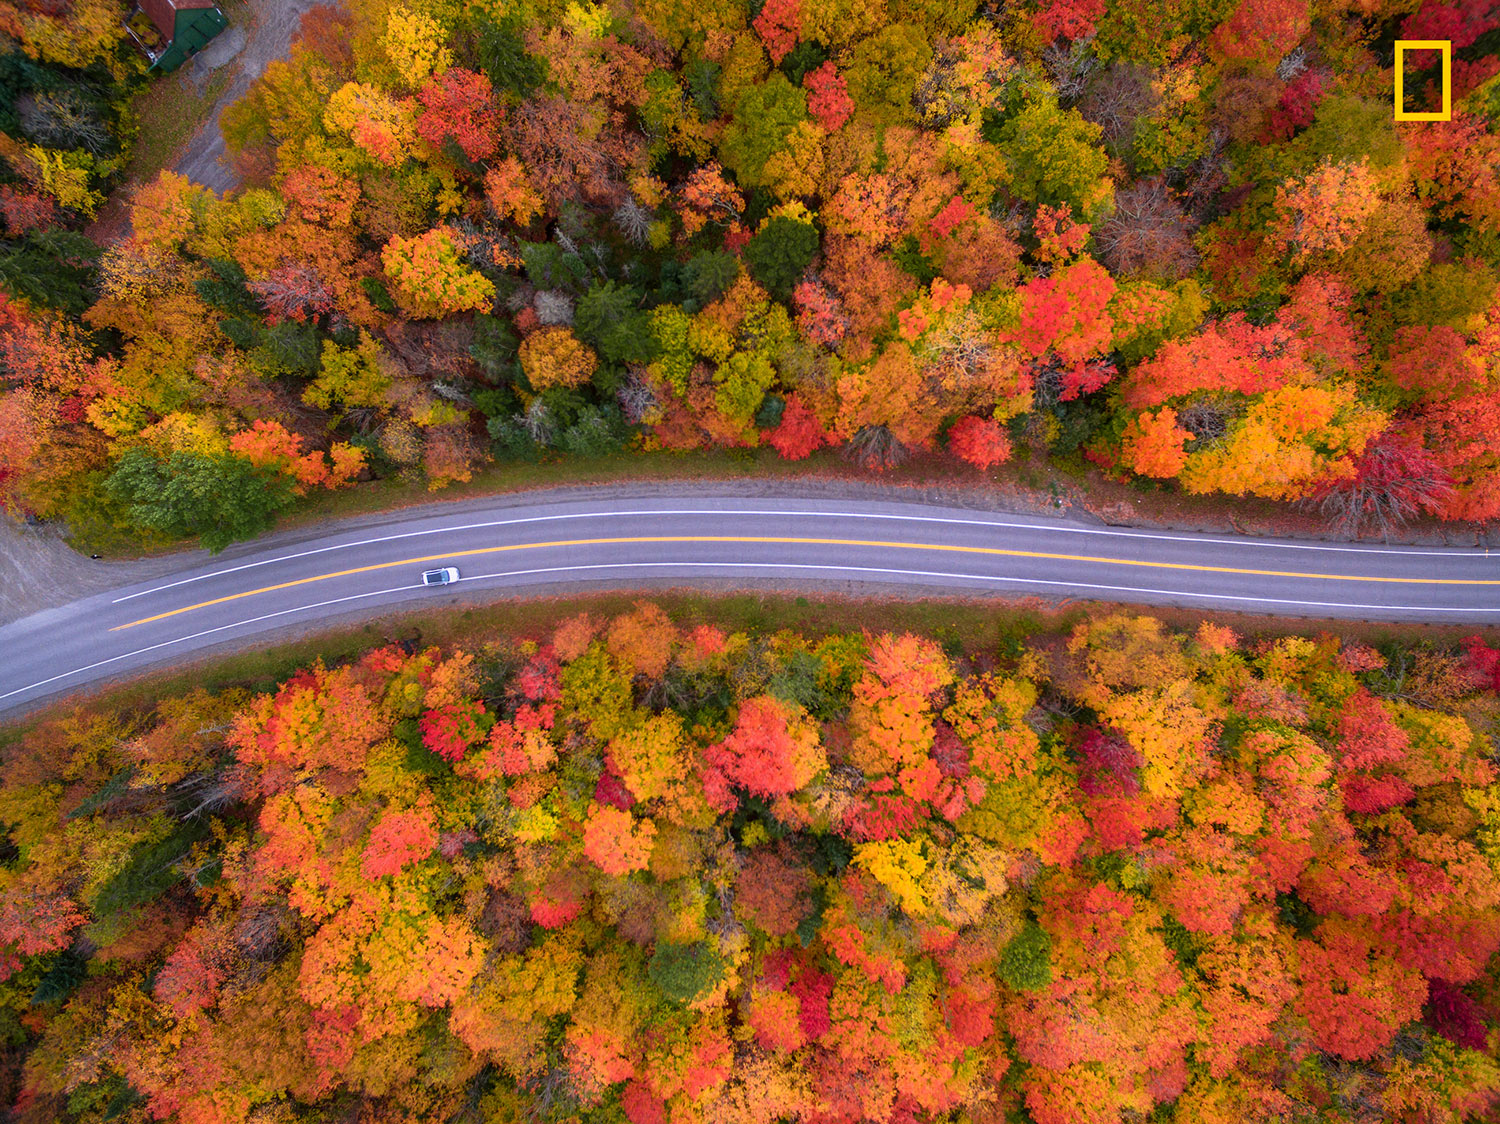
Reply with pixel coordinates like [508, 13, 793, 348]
[1271, 158, 1382, 266]
[8, 605, 1500, 1122]
[520, 326, 599, 391]
[1298, 918, 1428, 1060]
[1119, 407, 1191, 478]
[1304, 432, 1454, 536]
[1404, 392, 1500, 522]
[765, 394, 830, 459]
[702, 695, 827, 809]
[1207, 0, 1310, 68]
[947, 414, 1012, 470]
[1120, 314, 1307, 410]
[998, 97, 1114, 222]
[805, 61, 854, 131]
[324, 81, 418, 166]
[228, 419, 363, 493]
[415, 67, 501, 162]
[752, 0, 800, 64]
[382, 227, 496, 318]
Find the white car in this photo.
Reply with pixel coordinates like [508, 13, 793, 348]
[421, 567, 460, 586]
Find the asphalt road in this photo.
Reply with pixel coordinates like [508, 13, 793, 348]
[2, 491, 1498, 719]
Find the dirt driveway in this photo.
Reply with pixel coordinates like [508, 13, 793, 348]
[2, 3, 329, 625]
[172, 0, 325, 193]
[0, 520, 184, 627]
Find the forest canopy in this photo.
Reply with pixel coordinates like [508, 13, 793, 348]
[0, 0, 1499, 547]
[2, 607, 1500, 1122]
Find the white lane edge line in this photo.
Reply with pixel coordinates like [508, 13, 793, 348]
[12, 562, 1500, 707]
[110, 507, 1494, 603]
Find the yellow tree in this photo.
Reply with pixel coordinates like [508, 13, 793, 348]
[381, 5, 452, 90]
[324, 82, 418, 166]
[519, 327, 598, 391]
[381, 227, 495, 318]
[1180, 384, 1386, 501]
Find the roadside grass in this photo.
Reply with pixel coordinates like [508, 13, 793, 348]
[67, 445, 857, 558]
[61, 431, 1496, 563]
[64, 435, 1090, 559]
[4, 586, 1494, 746]
[281, 445, 811, 528]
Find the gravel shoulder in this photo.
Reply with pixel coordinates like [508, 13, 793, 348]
[0, 520, 182, 627]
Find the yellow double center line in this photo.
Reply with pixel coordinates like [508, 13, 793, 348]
[111, 534, 1500, 631]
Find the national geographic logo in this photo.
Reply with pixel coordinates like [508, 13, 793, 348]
[1393, 39, 1452, 121]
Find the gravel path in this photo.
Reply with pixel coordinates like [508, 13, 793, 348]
[172, 0, 324, 194]
[0, 520, 181, 627]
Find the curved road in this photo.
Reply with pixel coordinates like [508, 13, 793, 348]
[2, 490, 1497, 718]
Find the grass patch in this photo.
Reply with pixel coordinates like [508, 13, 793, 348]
[123, 64, 235, 185]
[119, 0, 248, 184]
[279, 446, 815, 530]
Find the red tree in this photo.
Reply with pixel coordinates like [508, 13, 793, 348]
[766, 395, 830, 460]
[701, 695, 825, 807]
[416, 67, 501, 162]
[362, 802, 440, 878]
[1305, 432, 1454, 536]
[1121, 315, 1305, 409]
[419, 700, 488, 762]
[1404, 392, 1500, 522]
[753, 0, 800, 64]
[1387, 324, 1480, 399]
[1462, 635, 1500, 692]
[1297, 919, 1427, 1060]
[793, 277, 851, 346]
[1033, 0, 1107, 41]
[805, 61, 854, 132]
[1208, 0, 1310, 66]
[947, 415, 1012, 470]
[1005, 258, 1116, 365]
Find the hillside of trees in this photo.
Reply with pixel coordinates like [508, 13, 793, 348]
[0, 0, 1498, 549]
[1, 606, 1499, 1121]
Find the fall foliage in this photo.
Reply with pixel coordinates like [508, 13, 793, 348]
[4, 604, 1500, 1123]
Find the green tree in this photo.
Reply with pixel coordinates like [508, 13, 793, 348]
[714, 350, 777, 426]
[648, 940, 726, 1004]
[470, 313, 520, 381]
[744, 216, 820, 300]
[472, 13, 548, 98]
[302, 336, 390, 412]
[559, 405, 631, 456]
[999, 921, 1053, 991]
[719, 74, 809, 190]
[1000, 98, 1115, 223]
[575, 281, 655, 365]
[684, 249, 740, 307]
[103, 451, 296, 553]
[0, 230, 98, 315]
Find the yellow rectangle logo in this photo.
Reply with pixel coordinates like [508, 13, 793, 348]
[1394, 39, 1452, 121]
